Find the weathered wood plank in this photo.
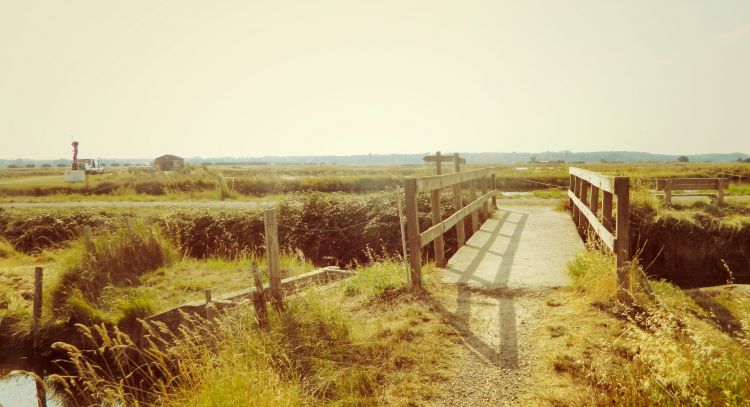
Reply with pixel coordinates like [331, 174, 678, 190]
[264, 209, 283, 310]
[431, 188, 445, 266]
[569, 167, 615, 193]
[567, 190, 615, 250]
[420, 190, 495, 247]
[615, 177, 631, 292]
[412, 168, 493, 193]
[405, 178, 423, 289]
[655, 178, 721, 190]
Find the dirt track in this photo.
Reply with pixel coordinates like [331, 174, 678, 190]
[431, 205, 583, 405]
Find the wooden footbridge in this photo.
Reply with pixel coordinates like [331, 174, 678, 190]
[404, 162, 634, 291]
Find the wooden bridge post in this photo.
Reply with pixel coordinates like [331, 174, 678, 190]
[614, 177, 631, 293]
[251, 262, 268, 329]
[602, 191, 614, 232]
[580, 181, 590, 234]
[491, 172, 497, 208]
[664, 179, 673, 205]
[452, 155, 465, 246]
[717, 178, 727, 205]
[431, 187, 446, 267]
[481, 175, 489, 219]
[573, 177, 582, 228]
[264, 209, 284, 311]
[404, 178, 423, 290]
[32, 267, 43, 350]
[469, 179, 479, 233]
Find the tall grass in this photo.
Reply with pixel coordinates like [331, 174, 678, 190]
[564, 247, 750, 405]
[49, 260, 448, 406]
[49, 223, 176, 325]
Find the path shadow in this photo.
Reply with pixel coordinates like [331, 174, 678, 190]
[423, 209, 529, 369]
[687, 290, 744, 339]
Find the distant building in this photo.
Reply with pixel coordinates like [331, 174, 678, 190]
[154, 154, 185, 171]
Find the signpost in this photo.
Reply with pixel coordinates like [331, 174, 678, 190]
[423, 151, 465, 175]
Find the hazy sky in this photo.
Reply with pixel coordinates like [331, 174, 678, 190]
[1, 1, 749, 159]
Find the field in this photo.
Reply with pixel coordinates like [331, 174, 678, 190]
[1, 161, 750, 405]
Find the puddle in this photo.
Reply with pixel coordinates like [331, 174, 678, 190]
[0, 368, 65, 407]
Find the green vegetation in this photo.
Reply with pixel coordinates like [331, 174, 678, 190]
[556, 248, 750, 405]
[50, 262, 456, 406]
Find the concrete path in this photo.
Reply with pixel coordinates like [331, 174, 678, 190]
[441, 205, 583, 289]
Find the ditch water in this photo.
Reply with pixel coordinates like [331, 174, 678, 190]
[0, 363, 65, 407]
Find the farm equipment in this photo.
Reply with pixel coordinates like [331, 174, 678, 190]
[70, 141, 105, 174]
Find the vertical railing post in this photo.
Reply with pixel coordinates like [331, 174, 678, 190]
[431, 187, 445, 267]
[717, 178, 727, 205]
[469, 179, 479, 233]
[602, 191, 614, 232]
[615, 177, 631, 294]
[251, 262, 268, 329]
[491, 172, 497, 209]
[573, 177, 583, 230]
[264, 209, 283, 311]
[32, 267, 43, 350]
[481, 174, 489, 219]
[580, 181, 590, 235]
[452, 156, 465, 247]
[665, 179, 672, 205]
[404, 178, 422, 290]
[590, 185, 600, 224]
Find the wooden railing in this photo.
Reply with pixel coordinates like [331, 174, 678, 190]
[568, 167, 631, 290]
[404, 168, 497, 289]
[655, 178, 728, 204]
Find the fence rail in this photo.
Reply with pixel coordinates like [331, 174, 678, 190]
[404, 167, 497, 289]
[568, 168, 630, 290]
[655, 178, 728, 204]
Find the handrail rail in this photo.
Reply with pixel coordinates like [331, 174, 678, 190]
[568, 167, 630, 292]
[409, 168, 493, 193]
[404, 166, 497, 289]
[654, 177, 728, 204]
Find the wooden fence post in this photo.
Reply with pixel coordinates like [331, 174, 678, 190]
[251, 262, 268, 329]
[404, 178, 423, 290]
[430, 188, 445, 267]
[32, 267, 43, 350]
[264, 209, 284, 311]
[665, 179, 672, 205]
[602, 191, 614, 232]
[452, 187, 465, 247]
[396, 188, 411, 283]
[615, 177, 631, 294]
[204, 289, 212, 319]
[717, 178, 727, 205]
[469, 179, 479, 233]
[481, 175, 489, 219]
[491, 172, 497, 209]
[580, 181, 590, 235]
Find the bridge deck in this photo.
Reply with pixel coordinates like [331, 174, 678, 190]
[441, 205, 583, 288]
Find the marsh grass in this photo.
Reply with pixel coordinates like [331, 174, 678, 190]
[49, 260, 454, 406]
[561, 247, 750, 406]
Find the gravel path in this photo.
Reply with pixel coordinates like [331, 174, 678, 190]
[431, 205, 582, 406]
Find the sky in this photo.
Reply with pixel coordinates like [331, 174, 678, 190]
[1, 0, 749, 159]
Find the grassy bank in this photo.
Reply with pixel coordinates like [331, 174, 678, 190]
[550, 247, 750, 405]
[629, 189, 750, 286]
[50, 261, 457, 406]
[0, 192, 490, 264]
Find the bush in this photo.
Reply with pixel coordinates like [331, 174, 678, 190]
[50, 224, 176, 321]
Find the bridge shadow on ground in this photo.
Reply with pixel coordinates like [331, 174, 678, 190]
[421, 209, 529, 369]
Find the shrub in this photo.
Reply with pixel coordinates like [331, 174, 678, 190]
[50, 224, 176, 321]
